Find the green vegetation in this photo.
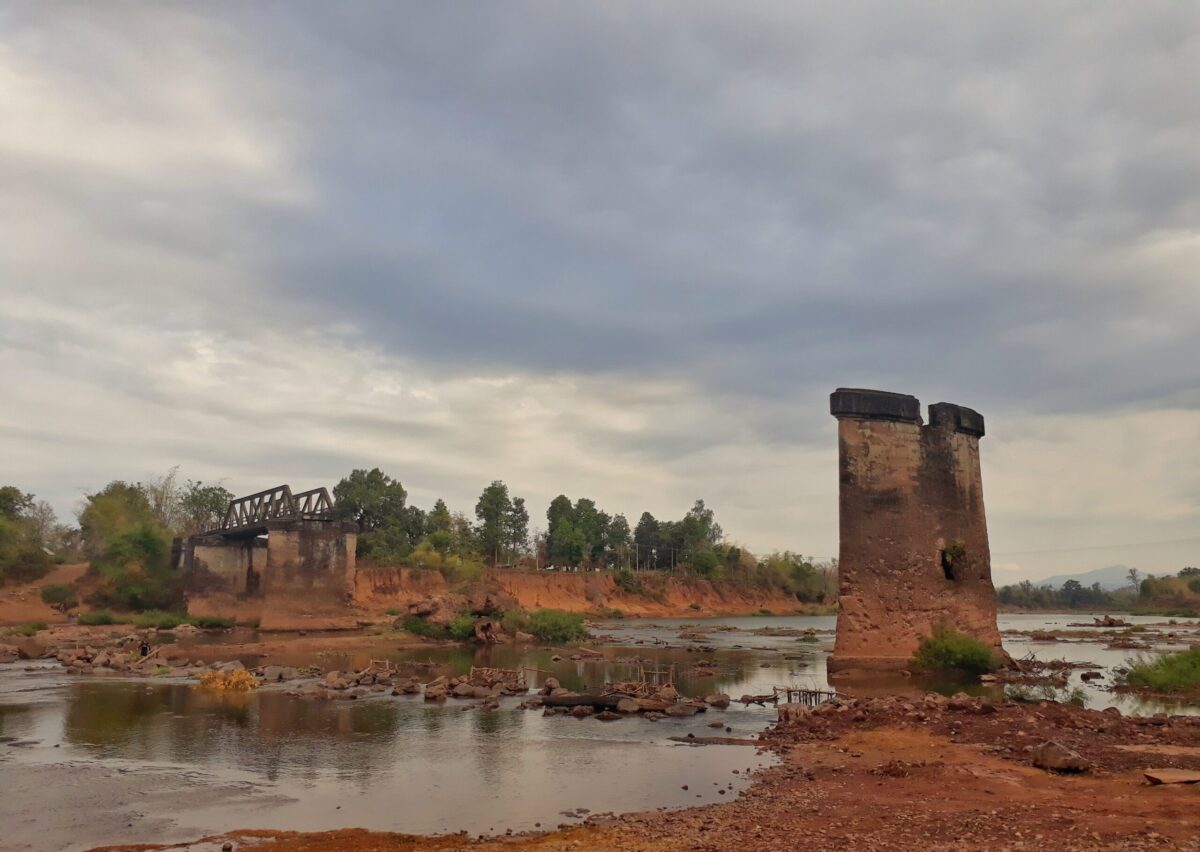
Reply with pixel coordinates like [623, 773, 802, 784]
[448, 612, 477, 640]
[81, 481, 179, 611]
[78, 610, 120, 626]
[40, 583, 78, 611]
[401, 614, 449, 639]
[527, 609, 588, 643]
[0, 485, 56, 585]
[1120, 648, 1200, 694]
[154, 666, 172, 675]
[131, 610, 186, 629]
[999, 566, 1200, 613]
[911, 626, 998, 674]
[15, 622, 47, 636]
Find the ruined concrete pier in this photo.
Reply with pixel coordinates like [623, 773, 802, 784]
[828, 388, 1002, 671]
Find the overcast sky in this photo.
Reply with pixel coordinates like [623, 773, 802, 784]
[2, 2, 1198, 582]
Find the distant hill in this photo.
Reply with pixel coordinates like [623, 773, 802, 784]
[1035, 564, 1134, 591]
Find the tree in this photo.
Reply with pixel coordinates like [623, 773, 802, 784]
[333, 469, 412, 561]
[0, 486, 33, 520]
[1061, 578, 1084, 607]
[606, 514, 632, 569]
[177, 480, 234, 537]
[426, 499, 452, 534]
[333, 468, 408, 531]
[633, 512, 660, 570]
[507, 497, 530, 560]
[549, 517, 586, 566]
[475, 481, 513, 566]
[79, 482, 157, 560]
[78, 481, 176, 609]
[1180, 566, 1200, 577]
[1127, 567, 1142, 592]
[140, 466, 183, 532]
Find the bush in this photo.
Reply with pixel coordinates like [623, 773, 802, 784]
[132, 610, 185, 629]
[402, 614, 448, 639]
[527, 609, 587, 643]
[911, 626, 998, 674]
[41, 584, 78, 610]
[16, 622, 47, 636]
[448, 613, 477, 641]
[614, 569, 641, 594]
[1121, 648, 1200, 693]
[78, 610, 118, 626]
[500, 610, 528, 635]
[188, 615, 234, 629]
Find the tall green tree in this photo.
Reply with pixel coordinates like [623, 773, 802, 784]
[333, 468, 416, 561]
[507, 496, 530, 559]
[475, 480, 513, 566]
[79, 481, 176, 609]
[177, 480, 234, 537]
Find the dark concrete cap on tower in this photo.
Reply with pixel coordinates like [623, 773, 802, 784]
[928, 402, 985, 437]
[830, 388, 921, 423]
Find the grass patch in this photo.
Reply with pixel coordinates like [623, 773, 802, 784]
[154, 665, 172, 676]
[15, 622, 47, 636]
[401, 614, 449, 639]
[188, 615, 234, 629]
[527, 609, 588, 643]
[78, 610, 121, 626]
[132, 610, 185, 629]
[796, 635, 820, 644]
[1120, 647, 1200, 694]
[911, 625, 999, 675]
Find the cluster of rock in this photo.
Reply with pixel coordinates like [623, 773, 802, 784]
[526, 681, 732, 721]
[285, 667, 424, 701]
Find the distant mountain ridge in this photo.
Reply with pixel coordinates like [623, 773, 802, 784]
[1034, 564, 1134, 591]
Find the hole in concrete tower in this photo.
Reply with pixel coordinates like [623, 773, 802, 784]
[940, 550, 955, 581]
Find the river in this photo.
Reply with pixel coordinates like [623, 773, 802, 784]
[1, 612, 1196, 850]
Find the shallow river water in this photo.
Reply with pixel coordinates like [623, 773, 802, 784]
[1, 612, 1197, 851]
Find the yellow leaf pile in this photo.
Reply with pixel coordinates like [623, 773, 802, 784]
[198, 669, 258, 691]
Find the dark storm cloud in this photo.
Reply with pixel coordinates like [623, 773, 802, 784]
[3, 2, 1200, 577]
[174, 1, 1200, 419]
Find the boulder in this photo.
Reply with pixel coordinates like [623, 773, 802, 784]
[16, 638, 46, 660]
[570, 705, 593, 718]
[664, 703, 701, 718]
[595, 711, 622, 721]
[0, 644, 19, 663]
[704, 693, 731, 709]
[262, 665, 285, 683]
[218, 660, 245, 674]
[543, 677, 561, 691]
[616, 698, 641, 714]
[425, 684, 448, 701]
[1032, 741, 1089, 773]
[452, 683, 475, 698]
[657, 685, 680, 702]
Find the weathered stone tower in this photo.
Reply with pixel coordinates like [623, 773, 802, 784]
[828, 388, 1003, 671]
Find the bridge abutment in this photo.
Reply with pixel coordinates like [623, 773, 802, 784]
[180, 486, 359, 629]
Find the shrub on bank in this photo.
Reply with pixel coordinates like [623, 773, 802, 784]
[40, 584, 78, 611]
[189, 615, 234, 629]
[1121, 647, 1200, 693]
[78, 610, 119, 626]
[132, 610, 185, 629]
[402, 614, 449, 639]
[448, 612, 477, 640]
[527, 609, 587, 643]
[911, 626, 998, 674]
[16, 622, 47, 636]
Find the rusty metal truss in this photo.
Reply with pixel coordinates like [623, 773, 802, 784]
[215, 485, 336, 534]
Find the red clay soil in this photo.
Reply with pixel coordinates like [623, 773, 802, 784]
[94, 695, 1200, 851]
[0, 562, 88, 625]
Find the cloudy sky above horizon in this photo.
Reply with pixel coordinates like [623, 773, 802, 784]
[2, 2, 1199, 582]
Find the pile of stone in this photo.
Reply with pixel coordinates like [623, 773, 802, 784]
[286, 666, 422, 701]
[531, 683, 732, 721]
[421, 671, 525, 709]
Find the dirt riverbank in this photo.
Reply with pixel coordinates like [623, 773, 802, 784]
[95, 695, 1200, 851]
